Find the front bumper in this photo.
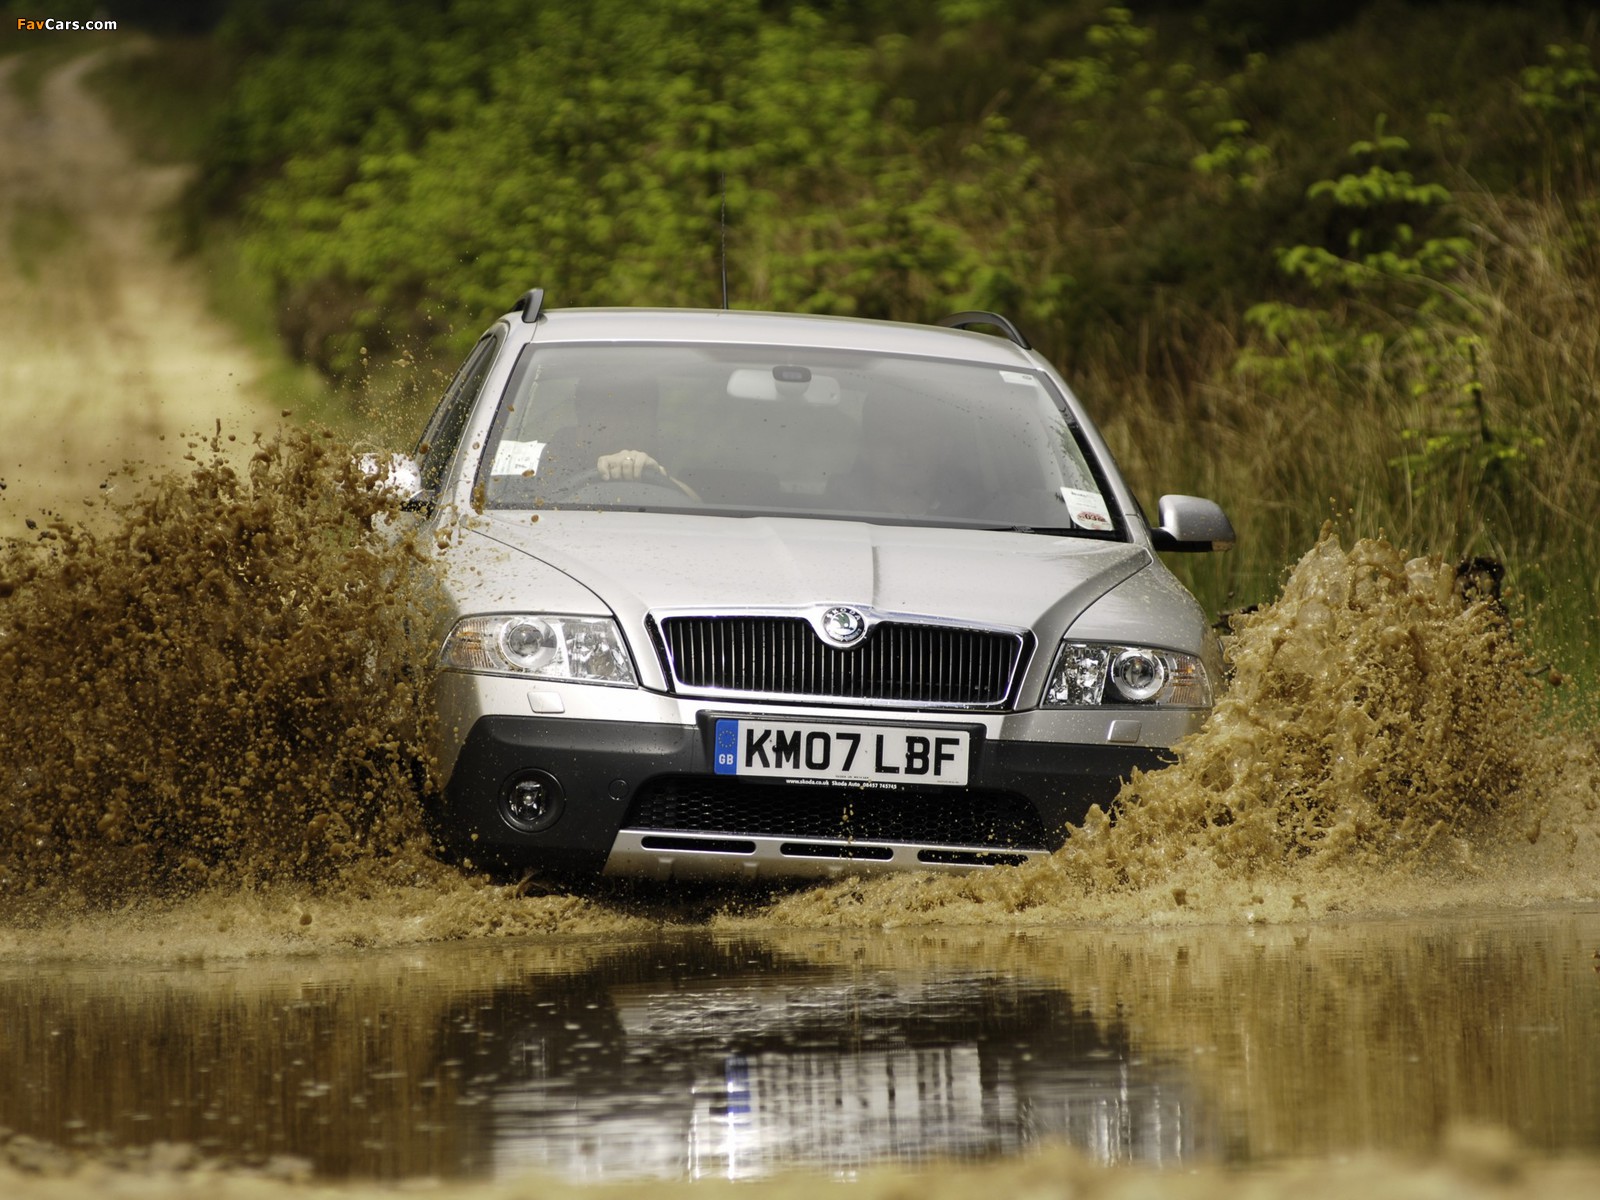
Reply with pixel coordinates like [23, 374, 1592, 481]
[434, 674, 1195, 880]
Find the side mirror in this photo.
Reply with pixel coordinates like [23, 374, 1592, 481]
[1149, 494, 1235, 552]
[356, 453, 433, 512]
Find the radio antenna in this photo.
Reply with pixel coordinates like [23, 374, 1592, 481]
[719, 172, 729, 310]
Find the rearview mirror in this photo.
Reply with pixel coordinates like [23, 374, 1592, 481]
[356, 452, 432, 511]
[726, 368, 842, 405]
[1149, 495, 1235, 552]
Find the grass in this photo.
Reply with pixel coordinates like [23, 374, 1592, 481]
[1088, 186, 1600, 686]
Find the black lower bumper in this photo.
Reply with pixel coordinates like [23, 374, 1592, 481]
[440, 714, 1170, 876]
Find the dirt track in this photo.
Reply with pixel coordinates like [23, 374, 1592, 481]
[0, 46, 275, 535]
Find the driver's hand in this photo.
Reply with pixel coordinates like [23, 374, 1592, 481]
[596, 449, 661, 481]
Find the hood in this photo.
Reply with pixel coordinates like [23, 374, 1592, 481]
[466, 511, 1150, 637]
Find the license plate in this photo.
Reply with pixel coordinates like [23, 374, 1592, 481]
[713, 718, 970, 787]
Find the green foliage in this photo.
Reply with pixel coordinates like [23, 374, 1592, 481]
[192, 0, 1599, 383]
[985, 5, 1278, 355]
[193, 0, 1293, 379]
[1039, 5, 1257, 154]
[202, 0, 1060, 375]
[1391, 336, 1545, 505]
[1239, 118, 1479, 390]
[85, 38, 237, 165]
[1284, 119, 1473, 297]
[1042, 5, 1152, 107]
[1519, 40, 1600, 188]
[166, 0, 1600, 672]
[1519, 41, 1599, 116]
[1191, 116, 1272, 197]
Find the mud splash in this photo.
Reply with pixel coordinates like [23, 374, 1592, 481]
[0, 427, 442, 905]
[0, 429, 663, 953]
[1108, 537, 1548, 870]
[736, 533, 1600, 929]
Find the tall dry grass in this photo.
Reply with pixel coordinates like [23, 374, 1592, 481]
[1085, 192, 1600, 679]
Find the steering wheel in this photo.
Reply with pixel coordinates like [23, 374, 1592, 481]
[543, 464, 699, 502]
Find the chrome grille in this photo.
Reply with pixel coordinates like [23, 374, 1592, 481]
[657, 615, 1026, 707]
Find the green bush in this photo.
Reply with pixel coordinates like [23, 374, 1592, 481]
[177, 0, 1600, 672]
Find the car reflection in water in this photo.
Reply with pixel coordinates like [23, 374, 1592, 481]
[438, 941, 1209, 1180]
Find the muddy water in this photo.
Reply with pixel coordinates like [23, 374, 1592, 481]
[2, 912, 1600, 1189]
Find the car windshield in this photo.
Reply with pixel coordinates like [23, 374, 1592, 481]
[476, 342, 1121, 535]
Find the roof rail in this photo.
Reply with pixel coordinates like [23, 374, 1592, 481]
[935, 310, 1031, 350]
[512, 288, 546, 323]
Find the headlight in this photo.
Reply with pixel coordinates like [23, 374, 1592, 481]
[440, 615, 637, 686]
[1043, 641, 1211, 708]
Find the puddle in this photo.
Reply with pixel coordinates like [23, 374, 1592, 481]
[4, 911, 1599, 1183]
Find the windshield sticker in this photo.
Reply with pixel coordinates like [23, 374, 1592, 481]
[1060, 487, 1115, 531]
[491, 439, 546, 476]
[999, 370, 1038, 386]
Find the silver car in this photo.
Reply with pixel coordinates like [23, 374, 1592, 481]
[402, 292, 1233, 881]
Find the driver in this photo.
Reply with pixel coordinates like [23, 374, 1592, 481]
[538, 376, 698, 498]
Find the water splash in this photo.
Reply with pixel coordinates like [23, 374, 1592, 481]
[1085, 533, 1550, 881]
[0, 427, 442, 908]
[738, 533, 1596, 929]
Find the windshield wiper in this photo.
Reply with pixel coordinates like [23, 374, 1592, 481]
[1002, 525, 1107, 537]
